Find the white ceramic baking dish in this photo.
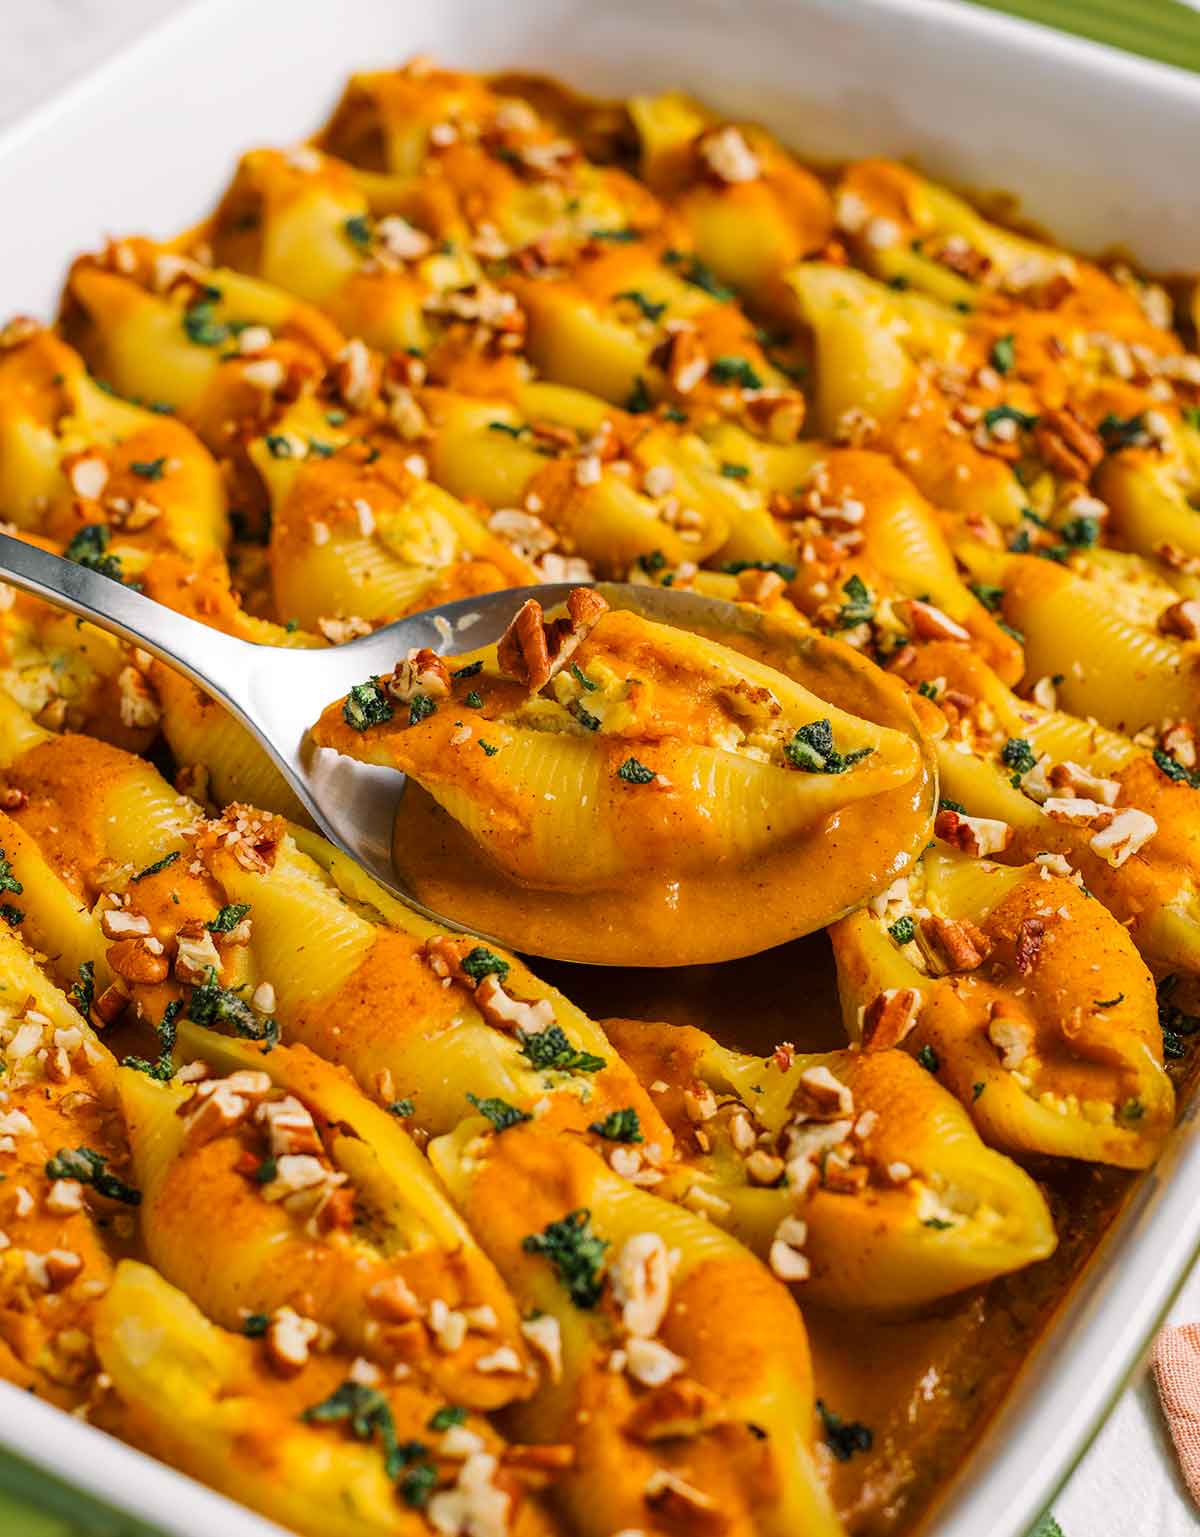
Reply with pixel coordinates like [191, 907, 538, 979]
[1, 1, 1199, 1533]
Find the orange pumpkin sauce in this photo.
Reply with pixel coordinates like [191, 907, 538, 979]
[538, 932, 1169, 1536]
[376, 611, 938, 967]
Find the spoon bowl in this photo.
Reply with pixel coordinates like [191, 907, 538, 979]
[0, 532, 935, 964]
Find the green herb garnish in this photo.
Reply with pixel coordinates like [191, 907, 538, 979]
[302, 1381, 418, 1482]
[522, 1208, 609, 1307]
[970, 583, 1005, 612]
[1099, 411, 1147, 451]
[990, 334, 1016, 375]
[518, 1025, 605, 1075]
[615, 290, 666, 322]
[70, 961, 95, 1018]
[45, 1146, 140, 1205]
[1001, 738, 1036, 776]
[625, 375, 652, 414]
[888, 916, 916, 945]
[588, 1108, 642, 1142]
[983, 404, 1037, 433]
[784, 718, 873, 775]
[916, 1044, 940, 1074]
[130, 456, 167, 480]
[720, 559, 798, 580]
[187, 967, 277, 1049]
[183, 292, 230, 348]
[816, 1400, 873, 1462]
[65, 524, 124, 583]
[0, 851, 23, 899]
[1153, 747, 1200, 789]
[662, 249, 734, 301]
[343, 677, 393, 731]
[207, 903, 251, 934]
[467, 1093, 531, 1132]
[344, 214, 373, 248]
[617, 757, 656, 784]
[461, 947, 509, 985]
[427, 1405, 467, 1432]
[835, 572, 874, 628]
[122, 998, 182, 1082]
[131, 850, 180, 883]
[710, 356, 763, 390]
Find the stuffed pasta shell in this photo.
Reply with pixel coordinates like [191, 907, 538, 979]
[312, 587, 934, 963]
[603, 1018, 1055, 1309]
[429, 1118, 844, 1537]
[118, 1026, 535, 1408]
[93, 1262, 559, 1537]
[831, 842, 1172, 1166]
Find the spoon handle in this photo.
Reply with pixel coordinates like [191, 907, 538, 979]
[0, 531, 254, 710]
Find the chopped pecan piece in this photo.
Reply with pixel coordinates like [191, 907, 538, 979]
[201, 805, 285, 874]
[1089, 807, 1157, 867]
[626, 1378, 725, 1442]
[421, 935, 476, 985]
[92, 981, 130, 1027]
[795, 1064, 854, 1117]
[644, 1470, 725, 1529]
[366, 1275, 424, 1322]
[475, 975, 555, 1034]
[822, 1152, 870, 1194]
[1162, 721, 1198, 769]
[387, 647, 451, 703]
[921, 914, 991, 973]
[105, 936, 170, 985]
[987, 1010, 1034, 1070]
[496, 589, 608, 693]
[1034, 407, 1103, 481]
[315, 1183, 357, 1233]
[735, 567, 786, 605]
[257, 1094, 322, 1158]
[899, 599, 971, 643]
[932, 237, 991, 282]
[1014, 916, 1046, 976]
[1047, 761, 1120, 804]
[117, 666, 161, 729]
[501, 1443, 576, 1476]
[934, 808, 1011, 857]
[697, 124, 760, 184]
[650, 325, 709, 396]
[1158, 598, 1200, 641]
[173, 920, 222, 984]
[741, 388, 805, 443]
[861, 987, 922, 1051]
[265, 1307, 321, 1375]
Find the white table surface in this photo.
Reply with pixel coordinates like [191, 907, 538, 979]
[0, 5, 1197, 1535]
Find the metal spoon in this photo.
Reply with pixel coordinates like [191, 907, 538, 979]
[0, 530, 739, 956]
